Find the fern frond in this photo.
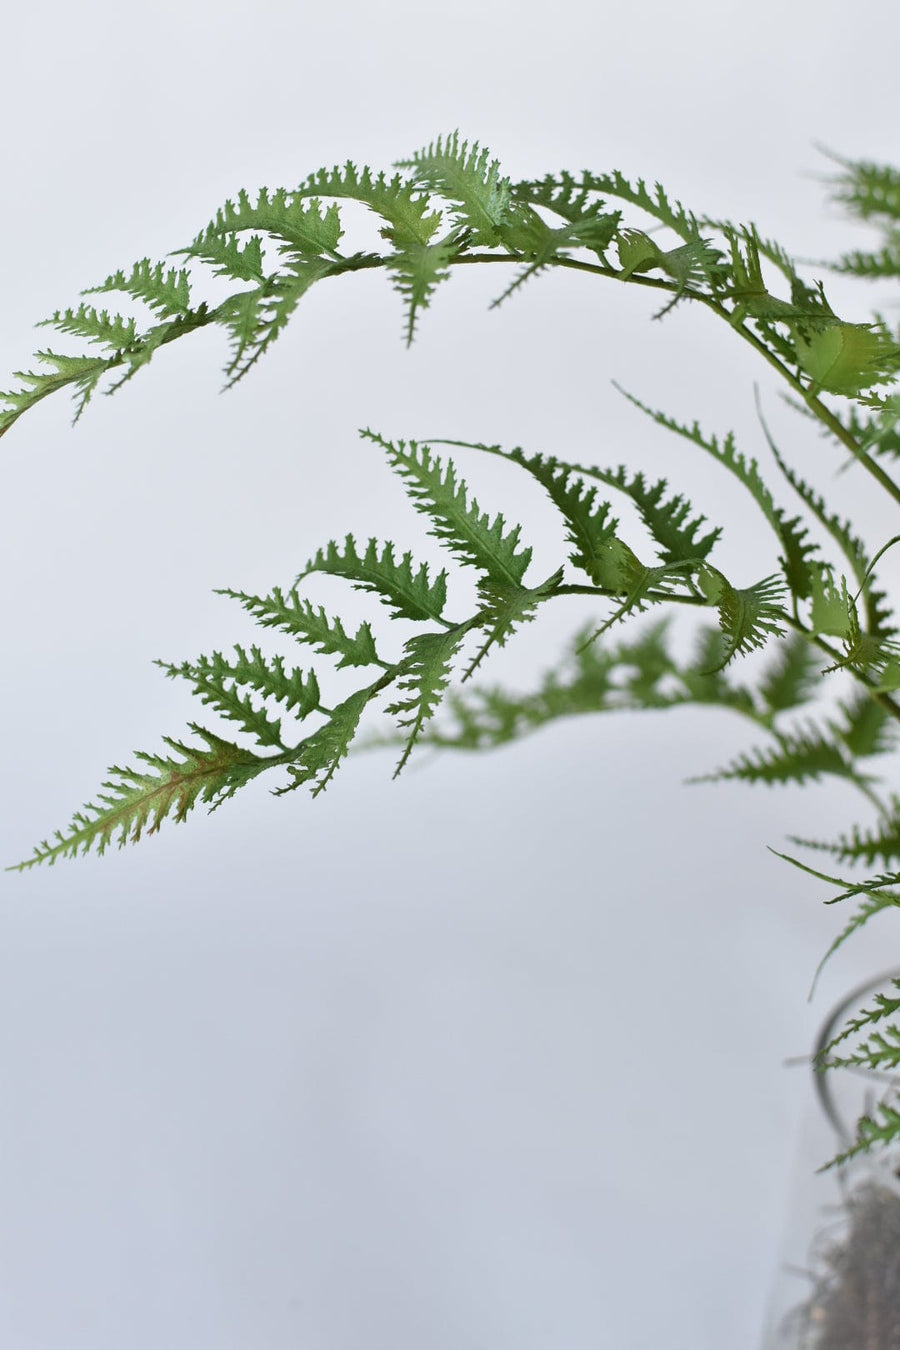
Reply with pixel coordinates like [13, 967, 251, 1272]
[176, 230, 266, 283]
[809, 890, 900, 993]
[615, 384, 819, 597]
[614, 229, 724, 317]
[433, 442, 618, 583]
[10, 726, 268, 869]
[387, 627, 469, 773]
[835, 399, 900, 461]
[694, 723, 855, 788]
[385, 239, 455, 344]
[298, 535, 448, 623]
[512, 171, 608, 227]
[673, 626, 757, 715]
[219, 255, 334, 385]
[0, 351, 110, 432]
[293, 161, 442, 249]
[362, 431, 533, 586]
[825, 1025, 900, 1073]
[158, 646, 322, 749]
[834, 693, 898, 760]
[219, 586, 386, 668]
[755, 404, 895, 636]
[716, 227, 829, 326]
[464, 572, 562, 680]
[820, 982, 900, 1058]
[828, 243, 900, 280]
[278, 685, 379, 797]
[488, 203, 621, 308]
[579, 462, 720, 565]
[818, 147, 900, 225]
[697, 569, 786, 668]
[84, 259, 192, 318]
[697, 215, 801, 287]
[395, 132, 512, 246]
[417, 623, 655, 751]
[791, 796, 900, 869]
[38, 305, 138, 353]
[756, 632, 821, 716]
[827, 1099, 900, 1168]
[560, 169, 704, 245]
[184, 190, 343, 260]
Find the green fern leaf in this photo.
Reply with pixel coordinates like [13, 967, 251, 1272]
[385, 239, 455, 345]
[829, 243, 900, 280]
[512, 171, 614, 230]
[821, 983, 900, 1058]
[819, 147, 900, 225]
[85, 258, 192, 318]
[825, 1025, 900, 1073]
[696, 568, 786, 667]
[792, 797, 900, 869]
[757, 632, 821, 716]
[185, 189, 343, 260]
[362, 431, 533, 586]
[0, 350, 110, 431]
[616, 384, 818, 597]
[559, 169, 704, 244]
[219, 586, 386, 669]
[396, 132, 512, 246]
[810, 890, 900, 992]
[416, 624, 637, 752]
[834, 693, 898, 759]
[827, 1098, 900, 1168]
[298, 535, 448, 623]
[159, 654, 284, 748]
[220, 255, 334, 384]
[159, 646, 322, 749]
[293, 162, 442, 249]
[756, 405, 897, 634]
[694, 722, 855, 787]
[176, 230, 266, 283]
[614, 229, 723, 316]
[489, 208, 621, 307]
[11, 726, 268, 869]
[39, 305, 138, 353]
[671, 626, 756, 715]
[579, 462, 720, 565]
[278, 684, 378, 797]
[439, 443, 617, 583]
[464, 571, 562, 680]
[718, 227, 828, 324]
[387, 627, 469, 773]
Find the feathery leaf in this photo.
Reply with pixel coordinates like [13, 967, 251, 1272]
[616, 384, 818, 597]
[219, 586, 385, 668]
[387, 627, 469, 773]
[363, 431, 533, 586]
[11, 727, 268, 869]
[158, 646, 322, 749]
[396, 132, 512, 246]
[298, 535, 448, 623]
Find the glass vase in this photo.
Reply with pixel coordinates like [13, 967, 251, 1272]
[763, 970, 900, 1348]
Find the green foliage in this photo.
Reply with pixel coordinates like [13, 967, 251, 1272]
[395, 132, 513, 246]
[9, 133, 900, 1165]
[10, 727, 269, 871]
[362, 429, 534, 587]
[297, 536, 448, 623]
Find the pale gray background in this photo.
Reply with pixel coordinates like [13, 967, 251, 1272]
[1, 3, 899, 1347]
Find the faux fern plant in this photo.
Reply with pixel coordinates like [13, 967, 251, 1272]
[5, 132, 900, 1175]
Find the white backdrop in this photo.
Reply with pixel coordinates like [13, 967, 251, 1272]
[2, 3, 900, 1347]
